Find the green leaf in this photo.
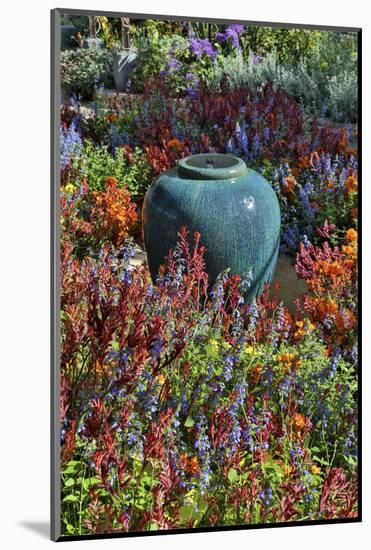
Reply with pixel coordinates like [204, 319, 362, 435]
[64, 478, 75, 487]
[62, 460, 81, 475]
[204, 344, 218, 356]
[180, 505, 194, 521]
[228, 468, 239, 483]
[63, 494, 79, 502]
[82, 477, 101, 490]
[184, 416, 195, 428]
[344, 454, 357, 466]
[312, 456, 329, 466]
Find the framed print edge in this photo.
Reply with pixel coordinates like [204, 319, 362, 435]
[51, 10, 362, 541]
[357, 27, 362, 524]
[51, 7, 62, 543]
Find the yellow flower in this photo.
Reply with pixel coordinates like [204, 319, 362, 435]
[244, 345, 254, 354]
[294, 319, 314, 339]
[311, 464, 321, 475]
[156, 374, 166, 385]
[209, 339, 219, 348]
[222, 341, 232, 350]
[320, 61, 328, 70]
[64, 182, 76, 194]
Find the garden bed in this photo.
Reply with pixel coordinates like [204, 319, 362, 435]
[58, 17, 359, 536]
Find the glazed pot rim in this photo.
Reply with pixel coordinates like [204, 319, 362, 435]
[178, 153, 247, 181]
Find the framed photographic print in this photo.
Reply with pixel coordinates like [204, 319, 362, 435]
[51, 8, 361, 541]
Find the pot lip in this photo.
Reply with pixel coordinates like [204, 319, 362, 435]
[178, 153, 247, 181]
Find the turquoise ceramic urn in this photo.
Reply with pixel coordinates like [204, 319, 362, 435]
[142, 154, 280, 302]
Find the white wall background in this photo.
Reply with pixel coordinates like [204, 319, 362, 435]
[0, 0, 369, 548]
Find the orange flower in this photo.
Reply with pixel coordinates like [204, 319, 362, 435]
[342, 231, 357, 261]
[342, 244, 357, 258]
[167, 138, 183, 151]
[282, 176, 297, 195]
[345, 228, 357, 243]
[293, 413, 306, 429]
[278, 352, 301, 372]
[94, 360, 114, 376]
[297, 155, 311, 170]
[179, 454, 200, 475]
[349, 207, 358, 219]
[107, 113, 117, 123]
[319, 260, 344, 278]
[293, 319, 314, 339]
[334, 308, 356, 332]
[346, 174, 358, 195]
[250, 364, 263, 384]
[93, 178, 138, 245]
[274, 457, 295, 476]
[104, 176, 118, 186]
[339, 128, 349, 151]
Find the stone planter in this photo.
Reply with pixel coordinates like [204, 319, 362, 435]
[142, 153, 281, 302]
[82, 37, 103, 49]
[61, 23, 77, 49]
[113, 50, 137, 92]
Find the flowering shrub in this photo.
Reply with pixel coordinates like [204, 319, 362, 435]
[61, 177, 138, 257]
[65, 77, 357, 235]
[92, 177, 138, 246]
[296, 224, 357, 355]
[266, 152, 358, 252]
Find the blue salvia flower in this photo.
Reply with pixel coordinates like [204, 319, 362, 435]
[226, 137, 237, 155]
[195, 415, 212, 494]
[235, 120, 249, 157]
[60, 118, 83, 168]
[210, 271, 229, 313]
[222, 354, 235, 382]
[248, 298, 259, 338]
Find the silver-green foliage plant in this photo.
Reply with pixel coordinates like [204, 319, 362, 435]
[326, 71, 358, 123]
[211, 31, 358, 123]
[61, 48, 114, 99]
[212, 52, 327, 114]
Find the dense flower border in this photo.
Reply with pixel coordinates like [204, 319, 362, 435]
[59, 37, 358, 537]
